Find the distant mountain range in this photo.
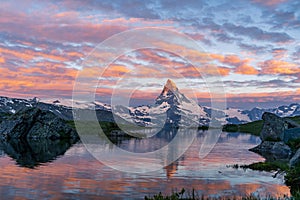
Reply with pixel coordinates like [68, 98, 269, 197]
[0, 79, 299, 126]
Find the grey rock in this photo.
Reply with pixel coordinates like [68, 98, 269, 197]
[283, 127, 300, 143]
[250, 141, 292, 161]
[0, 107, 78, 140]
[290, 148, 300, 167]
[260, 112, 299, 141]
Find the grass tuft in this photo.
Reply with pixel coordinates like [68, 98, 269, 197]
[145, 188, 291, 200]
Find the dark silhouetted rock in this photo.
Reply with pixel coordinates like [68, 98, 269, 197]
[0, 107, 78, 140]
[290, 148, 300, 167]
[53, 100, 60, 104]
[260, 112, 299, 141]
[250, 141, 292, 161]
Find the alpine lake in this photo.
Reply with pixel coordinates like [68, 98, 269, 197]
[0, 129, 291, 199]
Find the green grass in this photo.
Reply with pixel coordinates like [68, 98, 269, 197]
[145, 188, 291, 200]
[237, 120, 264, 136]
[287, 138, 300, 151]
[222, 120, 263, 136]
[67, 120, 151, 138]
[222, 124, 238, 132]
[223, 115, 300, 136]
[286, 116, 300, 125]
[228, 162, 300, 198]
[285, 165, 300, 197]
[240, 161, 289, 172]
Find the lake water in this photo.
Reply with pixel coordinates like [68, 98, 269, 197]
[0, 130, 291, 199]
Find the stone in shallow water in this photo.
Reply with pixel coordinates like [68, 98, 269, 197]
[250, 141, 292, 161]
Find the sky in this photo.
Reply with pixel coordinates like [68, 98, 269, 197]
[0, 0, 299, 108]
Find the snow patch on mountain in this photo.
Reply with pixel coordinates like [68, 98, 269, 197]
[42, 98, 111, 111]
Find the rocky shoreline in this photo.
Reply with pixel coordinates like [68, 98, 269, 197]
[250, 112, 300, 167]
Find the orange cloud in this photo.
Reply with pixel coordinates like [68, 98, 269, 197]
[272, 48, 287, 59]
[0, 57, 5, 63]
[260, 60, 299, 74]
[226, 90, 299, 100]
[54, 11, 78, 18]
[209, 53, 224, 61]
[198, 65, 231, 76]
[102, 64, 130, 77]
[235, 63, 259, 75]
[223, 55, 242, 65]
[0, 63, 78, 98]
[218, 67, 231, 76]
[209, 53, 259, 76]
[0, 47, 68, 62]
[66, 51, 84, 58]
[252, 0, 288, 6]
[0, 47, 35, 61]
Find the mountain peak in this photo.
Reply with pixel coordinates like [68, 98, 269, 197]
[162, 79, 178, 95]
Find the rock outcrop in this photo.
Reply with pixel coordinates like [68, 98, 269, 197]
[251, 112, 300, 165]
[283, 127, 300, 144]
[290, 148, 300, 167]
[260, 112, 299, 141]
[0, 107, 78, 140]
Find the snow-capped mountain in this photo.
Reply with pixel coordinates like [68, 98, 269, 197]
[222, 103, 300, 124]
[0, 96, 73, 120]
[113, 79, 209, 127]
[42, 98, 111, 112]
[0, 80, 299, 125]
[122, 80, 300, 125]
[0, 96, 38, 114]
[273, 103, 300, 117]
[154, 79, 208, 127]
[0, 96, 118, 124]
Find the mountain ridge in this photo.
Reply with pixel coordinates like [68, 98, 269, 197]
[0, 79, 299, 125]
[0, 95, 299, 125]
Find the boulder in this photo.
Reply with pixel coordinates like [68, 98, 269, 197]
[283, 127, 300, 143]
[290, 148, 300, 167]
[0, 107, 78, 140]
[260, 112, 299, 141]
[250, 141, 292, 161]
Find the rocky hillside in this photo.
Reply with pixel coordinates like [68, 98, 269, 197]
[0, 107, 78, 140]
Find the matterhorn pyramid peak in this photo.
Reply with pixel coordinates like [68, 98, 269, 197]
[155, 79, 183, 105]
[161, 79, 178, 95]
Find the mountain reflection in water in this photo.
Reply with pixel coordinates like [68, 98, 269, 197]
[0, 130, 291, 199]
[0, 138, 78, 168]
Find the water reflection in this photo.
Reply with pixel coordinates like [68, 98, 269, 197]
[0, 131, 291, 199]
[83, 127, 198, 173]
[0, 138, 78, 168]
[164, 160, 179, 179]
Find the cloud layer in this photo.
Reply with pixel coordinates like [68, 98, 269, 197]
[0, 0, 299, 106]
